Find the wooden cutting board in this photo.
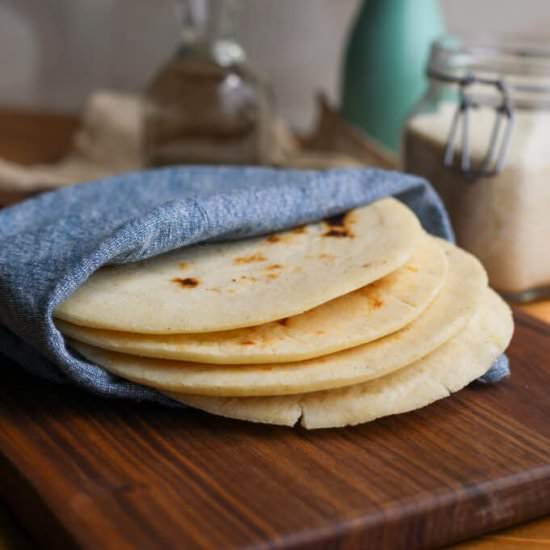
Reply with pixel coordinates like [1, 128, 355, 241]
[0, 311, 549, 550]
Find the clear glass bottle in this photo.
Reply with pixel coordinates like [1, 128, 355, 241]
[403, 35, 550, 301]
[144, 0, 273, 166]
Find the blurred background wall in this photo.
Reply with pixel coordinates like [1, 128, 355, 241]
[1, 0, 550, 130]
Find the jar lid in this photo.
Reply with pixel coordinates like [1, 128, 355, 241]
[428, 34, 550, 83]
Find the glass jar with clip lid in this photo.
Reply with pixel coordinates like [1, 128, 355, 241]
[403, 35, 550, 301]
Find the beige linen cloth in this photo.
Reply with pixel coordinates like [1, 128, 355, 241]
[0, 92, 144, 197]
[0, 91, 395, 201]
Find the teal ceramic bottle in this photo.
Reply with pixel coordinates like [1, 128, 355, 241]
[341, 0, 444, 152]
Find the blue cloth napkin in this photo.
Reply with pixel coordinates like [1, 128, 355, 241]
[0, 166, 508, 402]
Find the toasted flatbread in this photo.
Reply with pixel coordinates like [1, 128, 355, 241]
[168, 290, 513, 428]
[58, 234, 446, 363]
[70, 241, 487, 397]
[55, 198, 422, 333]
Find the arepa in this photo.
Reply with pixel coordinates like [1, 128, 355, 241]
[70, 240, 487, 397]
[57, 234, 447, 364]
[167, 290, 512, 428]
[55, 198, 422, 333]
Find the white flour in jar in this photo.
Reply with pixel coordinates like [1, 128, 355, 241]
[404, 102, 550, 296]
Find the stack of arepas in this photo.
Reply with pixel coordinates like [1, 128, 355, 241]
[55, 198, 513, 429]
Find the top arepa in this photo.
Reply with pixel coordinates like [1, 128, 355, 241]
[54, 198, 422, 334]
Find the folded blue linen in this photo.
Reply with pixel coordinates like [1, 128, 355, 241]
[0, 166, 508, 402]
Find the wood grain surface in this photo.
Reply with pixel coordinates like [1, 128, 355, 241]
[456, 516, 550, 550]
[0, 108, 78, 165]
[456, 307, 550, 550]
[0, 311, 548, 550]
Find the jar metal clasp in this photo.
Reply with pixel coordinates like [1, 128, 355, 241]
[442, 74, 515, 179]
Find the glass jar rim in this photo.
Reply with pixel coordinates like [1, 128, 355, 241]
[428, 33, 550, 82]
